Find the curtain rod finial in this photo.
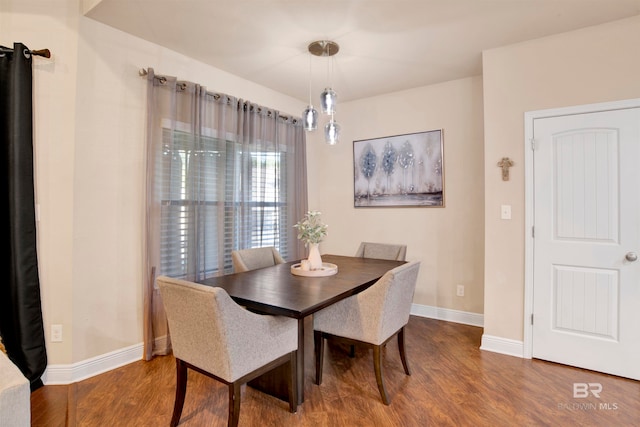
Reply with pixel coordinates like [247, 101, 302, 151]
[31, 49, 50, 58]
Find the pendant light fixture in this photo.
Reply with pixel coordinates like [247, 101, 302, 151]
[302, 105, 318, 131]
[325, 114, 340, 145]
[320, 87, 337, 115]
[302, 52, 318, 131]
[302, 40, 341, 144]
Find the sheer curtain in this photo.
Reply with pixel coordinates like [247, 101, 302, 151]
[143, 69, 308, 359]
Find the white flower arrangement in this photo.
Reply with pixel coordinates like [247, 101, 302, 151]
[293, 210, 328, 246]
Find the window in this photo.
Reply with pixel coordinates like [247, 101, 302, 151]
[143, 72, 307, 358]
[159, 129, 290, 279]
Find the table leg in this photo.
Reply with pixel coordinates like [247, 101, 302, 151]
[247, 317, 306, 405]
[296, 317, 305, 405]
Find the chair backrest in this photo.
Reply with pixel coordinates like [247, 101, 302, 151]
[231, 246, 285, 272]
[157, 276, 249, 381]
[355, 242, 407, 261]
[359, 261, 420, 342]
[157, 275, 297, 382]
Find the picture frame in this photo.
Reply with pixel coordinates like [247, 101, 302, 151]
[353, 129, 444, 207]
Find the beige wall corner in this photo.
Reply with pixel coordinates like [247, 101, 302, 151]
[307, 76, 485, 315]
[482, 15, 640, 342]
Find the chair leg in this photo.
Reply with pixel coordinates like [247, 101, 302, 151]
[314, 330, 324, 385]
[373, 345, 390, 405]
[228, 382, 241, 427]
[170, 359, 188, 427]
[288, 351, 298, 413]
[397, 327, 411, 376]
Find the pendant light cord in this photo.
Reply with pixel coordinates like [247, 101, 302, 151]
[308, 54, 313, 105]
[330, 54, 334, 89]
[326, 49, 331, 88]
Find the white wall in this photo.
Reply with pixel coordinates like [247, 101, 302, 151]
[1, 0, 80, 364]
[307, 77, 485, 314]
[3, 0, 486, 367]
[482, 15, 640, 342]
[3, 0, 305, 364]
[11, 0, 637, 371]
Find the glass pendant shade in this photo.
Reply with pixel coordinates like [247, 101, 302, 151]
[302, 105, 318, 131]
[320, 87, 337, 114]
[306, 40, 341, 143]
[324, 119, 340, 145]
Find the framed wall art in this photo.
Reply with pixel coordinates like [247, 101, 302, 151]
[353, 129, 444, 207]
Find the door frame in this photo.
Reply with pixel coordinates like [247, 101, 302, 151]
[523, 97, 640, 359]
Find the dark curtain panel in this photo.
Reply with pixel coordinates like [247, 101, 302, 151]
[0, 42, 47, 391]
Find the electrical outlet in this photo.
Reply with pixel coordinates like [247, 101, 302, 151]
[51, 324, 63, 342]
[456, 285, 465, 297]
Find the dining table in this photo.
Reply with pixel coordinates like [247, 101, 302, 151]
[197, 254, 406, 405]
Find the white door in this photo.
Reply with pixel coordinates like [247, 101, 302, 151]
[532, 106, 640, 380]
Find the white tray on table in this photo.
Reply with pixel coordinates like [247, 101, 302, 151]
[290, 262, 338, 277]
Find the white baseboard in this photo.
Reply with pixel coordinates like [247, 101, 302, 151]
[411, 303, 484, 327]
[40, 308, 487, 386]
[411, 304, 526, 359]
[43, 342, 143, 385]
[479, 334, 524, 358]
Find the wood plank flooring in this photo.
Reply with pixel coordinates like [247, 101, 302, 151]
[31, 317, 639, 426]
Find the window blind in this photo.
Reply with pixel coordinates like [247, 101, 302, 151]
[159, 129, 290, 279]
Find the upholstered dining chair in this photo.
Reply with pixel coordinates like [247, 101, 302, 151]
[354, 242, 407, 261]
[231, 246, 286, 273]
[157, 276, 298, 427]
[313, 261, 420, 405]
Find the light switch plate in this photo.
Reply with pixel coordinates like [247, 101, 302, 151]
[501, 205, 512, 220]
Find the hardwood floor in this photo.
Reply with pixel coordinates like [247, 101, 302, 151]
[31, 317, 639, 426]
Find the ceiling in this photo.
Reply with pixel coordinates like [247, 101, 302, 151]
[85, 0, 640, 104]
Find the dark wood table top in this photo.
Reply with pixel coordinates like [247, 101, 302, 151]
[198, 254, 405, 319]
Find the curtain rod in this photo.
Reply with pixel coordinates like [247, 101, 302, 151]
[0, 47, 51, 58]
[138, 67, 299, 124]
